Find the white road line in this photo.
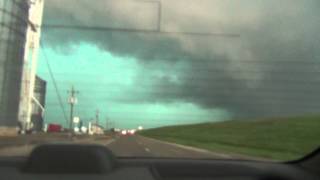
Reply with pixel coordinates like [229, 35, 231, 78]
[169, 148, 181, 154]
[145, 148, 150, 152]
[105, 139, 115, 146]
[139, 136, 232, 158]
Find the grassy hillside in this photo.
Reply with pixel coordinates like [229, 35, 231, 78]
[140, 116, 320, 161]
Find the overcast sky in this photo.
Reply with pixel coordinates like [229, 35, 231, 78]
[37, 0, 320, 128]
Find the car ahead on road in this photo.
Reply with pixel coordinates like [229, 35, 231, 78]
[120, 130, 127, 136]
[120, 129, 135, 136]
[128, 129, 136, 135]
[46, 124, 63, 133]
[0, 144, 318, 180]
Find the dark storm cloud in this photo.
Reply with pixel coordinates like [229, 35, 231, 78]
[42, 0, 320, 118]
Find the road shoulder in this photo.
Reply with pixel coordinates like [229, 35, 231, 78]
[138, 135, 269, 161]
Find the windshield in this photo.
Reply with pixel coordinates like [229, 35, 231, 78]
[0, 0, 319, 161]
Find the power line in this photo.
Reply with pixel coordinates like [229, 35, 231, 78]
[40, 40, 69, 125]
[43, 75, 320, 85]
[38, 68, 320, 78]
[41, 24, 240, 38]
[40, 0, 237, 37]
[37, 104, 320, 117]
[45, 89, 320, 100]
[37, 63, 320, 74]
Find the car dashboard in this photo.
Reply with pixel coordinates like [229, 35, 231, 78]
[0, 144, 318, 180]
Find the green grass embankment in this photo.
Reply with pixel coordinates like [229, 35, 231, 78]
[140, 116, 320, 161]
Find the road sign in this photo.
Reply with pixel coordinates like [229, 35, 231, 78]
[73, 117, 80, 123]
[68, 97, 78, 104]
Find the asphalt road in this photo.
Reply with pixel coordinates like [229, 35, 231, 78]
[106, 135, 232, 159]
[0, 134, 238, 159]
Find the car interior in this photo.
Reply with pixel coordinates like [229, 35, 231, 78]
[0, 144, 319, 180]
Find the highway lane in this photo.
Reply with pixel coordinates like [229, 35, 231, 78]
[0, 134, 243, 159]
[106, 135, 233, 159]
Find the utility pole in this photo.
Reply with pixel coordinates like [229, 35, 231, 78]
[105, 117, 108, 130]
[95, 109, 99, 125]
[68, 86, 79, 131]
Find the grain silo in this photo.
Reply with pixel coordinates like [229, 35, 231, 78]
[0, 0, 30, 127]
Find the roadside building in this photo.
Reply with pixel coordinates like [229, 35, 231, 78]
[88, 122, 104, 135]
[31, 76, 46, 132]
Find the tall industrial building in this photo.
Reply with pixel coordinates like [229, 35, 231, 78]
[31, 75, 46, 131]
[0, 0, 44, 131]
[0, 0, 30, 127]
